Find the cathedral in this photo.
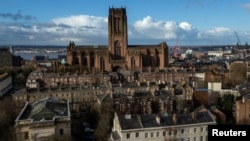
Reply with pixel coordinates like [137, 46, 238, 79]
[66, 7, 169, 72]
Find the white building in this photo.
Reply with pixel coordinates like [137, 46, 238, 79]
[15, 97, 71, 141]
[110, 109, 216, 141]
[208, 82, 240, 98]
[208, 82, 222, 91]
[195, 71, 205, 81]
[207, 51, 223, 57]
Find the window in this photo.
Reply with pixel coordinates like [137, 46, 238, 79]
[135, 132, 139, 138]
[201, 127, 203, 132]
[24, 132, 29, 139]
[145, 133, 148, 138]
[100, 57, 105, 71]
[163, 131, 166, 136]
[194, 128, 196, 133]
[200, 136, 203, 141]
[126, 133, 130, 138]
[156, 132, 159, 137]
[131, 57, 136, 70]
[169, 131, 171, 136]
[181, 129, 184, 134]
[60, 129, 64, 135]
[174, 130, 177, 135]
[194, 137, 196, 141]
[151, 132, 154, 138]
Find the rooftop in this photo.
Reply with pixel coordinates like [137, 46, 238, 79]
[118, 114, 143, 130]
[18, 97, 69, 121]
[117, 110, 215, 130]
[0, 73, 9, 82]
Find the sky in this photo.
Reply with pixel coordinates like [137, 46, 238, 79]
[1, 0, 250, 46]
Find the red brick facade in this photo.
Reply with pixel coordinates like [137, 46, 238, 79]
[67, 7, 168, 72]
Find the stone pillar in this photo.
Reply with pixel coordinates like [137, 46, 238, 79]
[87, 54, 90, 69]
[78, 51, 82, 66]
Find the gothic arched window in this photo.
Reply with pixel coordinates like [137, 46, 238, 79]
[100, 57, 105, 71]
[82, 57, 87, 66]
[90, 52, 95, 67]
[114, 41, 121, 59]
[131, 57, 135, 70]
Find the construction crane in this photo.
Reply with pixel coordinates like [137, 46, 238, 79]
[173, 47, 182, 59]
[234, 31, 241, 46]
[173, 38, 182, 59]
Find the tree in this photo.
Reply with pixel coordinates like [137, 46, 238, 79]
[216, 94, 235, 124]
[0, 97, 17, 141]
[0, 67, 34, 87]
[229, 63, 247, 87]
[94, 112, 113, 141]
[221, 94, 235, 113]
[15, 72, 26, 87]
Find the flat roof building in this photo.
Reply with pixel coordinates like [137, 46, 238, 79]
[0, 73, 13, 98]
[15, 97, 71, 141]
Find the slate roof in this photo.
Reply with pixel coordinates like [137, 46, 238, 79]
[141, 114, 160, 128]
[118, 115, 143, 130]
[111, 131, 121, 141]
[134, 91, 153, 98]
[117, 111, 215, 130]
[160, 111, 214, 126]
[19, 97, 68, 121]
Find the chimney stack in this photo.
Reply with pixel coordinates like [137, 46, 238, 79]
[242, 96, 245, 103]
[191, 111, 196, 120]
[156, 115, 161, 124]
[173, 113, 177, 124]
[125, 114, 131, 119]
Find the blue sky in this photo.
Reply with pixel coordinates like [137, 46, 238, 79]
[1, 0, 250, 46]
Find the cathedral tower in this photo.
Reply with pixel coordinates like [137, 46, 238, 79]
[108, 7, 128, 61]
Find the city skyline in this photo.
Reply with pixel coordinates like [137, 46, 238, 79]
[1, 0, 250, 46]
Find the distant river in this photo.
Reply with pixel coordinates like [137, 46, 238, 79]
[16, 52, 66, 60]
[12, 46, 67, 60]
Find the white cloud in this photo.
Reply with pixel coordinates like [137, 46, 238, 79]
[133, 16, 196, 40]
[28, 35, 34, 40]
[134, 16, 163, 30]
[164, 21, 178, 31]
[52, 15, 108, 28]
[179, 22, 192, 31]
[1, 14, 250, 46]
[51, 15, 108, 40]
[198, 27, 233, 38]
[0, 14, 109, 45]
[243, 3, 250, 11]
